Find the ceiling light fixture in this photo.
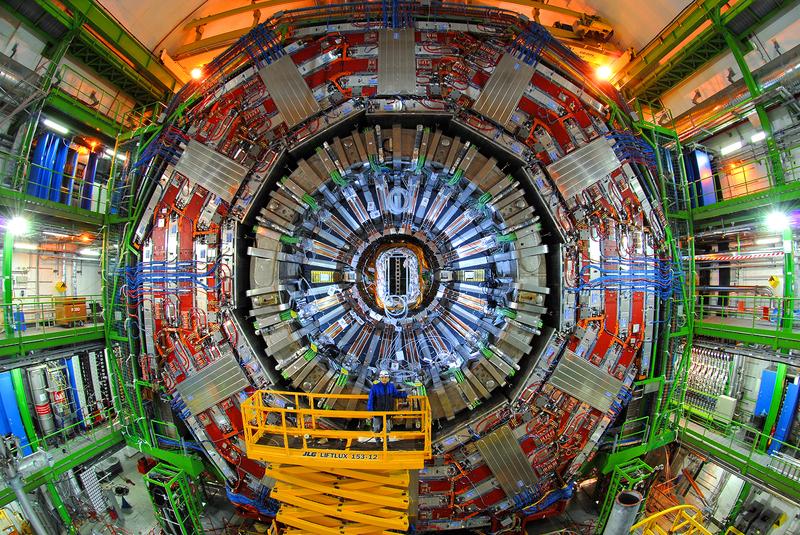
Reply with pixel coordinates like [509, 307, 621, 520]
[7, 216, 30, 236]
[13, 242, 38, 251]
[720, 141, 743, 155]
[42, 231, 70, 239]
[595, 65, 612, 80]
[751, 131, 766, 143]
[191, 67, 203, 80]
[104, 148, 127, 161]
[79, 247, 101, 257]
[766, 211, 790, 232]
[42, 118, 69, 135]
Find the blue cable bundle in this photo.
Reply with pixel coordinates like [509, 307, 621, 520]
[606, 131, 657, 173]
[157, 436, 205, 453]
[242, 25, 285, 68]
[510, 22, 551, 67]
[124, 260, 221, 297]
[569, 257, 676, 298]
[226, 485, 280, 516]
[520, 484, 574, 515]
[133, 127, 187, 170]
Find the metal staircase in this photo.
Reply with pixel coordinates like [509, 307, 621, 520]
[242, 390, 431, 534]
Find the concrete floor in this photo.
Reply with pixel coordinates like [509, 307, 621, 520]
[78, 448, 159, 535]
[74, 446, 236, 534]
[525, 481, 600, 534]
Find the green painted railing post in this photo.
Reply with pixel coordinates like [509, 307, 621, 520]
[3, 232, 13, 338]
[757, 363, 786, 452]
[711, 7, 784, 186]
[45, 481, 74, 532]
[10, 368, 38, 451]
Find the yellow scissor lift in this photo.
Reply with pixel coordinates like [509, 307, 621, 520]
[242, 391, 432, 535]
[630, 504, 748, 535]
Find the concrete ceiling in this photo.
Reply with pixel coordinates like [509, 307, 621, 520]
[97, 0, 692, 71]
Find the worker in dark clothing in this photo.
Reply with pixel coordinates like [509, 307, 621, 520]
[367, 370, 407, 442]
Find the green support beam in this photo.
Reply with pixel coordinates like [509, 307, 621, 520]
[680, 426, 800, 503]
[10, 369, 38, 452]
[3, 232, 13, 338]
[695, 321, 800, 351]
[758, 364, 787, 452]
[0, 186, 105, 227]
[10, 0, 177, 104]
[691, 182, 800, 223]
[124, 437, 205, 478]
[0, 430, 123, 508]
[620, 0, 751, 101]
[0, 326, 104, 357]
[53, 0, 179, 92]
[598, 430, 677, 475]
[726, 482, 752, 526]
[47, 88, 122, 138]
[711, 7, 784, 186]
[45, 481, 73, 532]
[781, 226, 794, 335]
[622, 1, 793, 105]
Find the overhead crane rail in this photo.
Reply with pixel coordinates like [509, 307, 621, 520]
[242, 390, 431, 470]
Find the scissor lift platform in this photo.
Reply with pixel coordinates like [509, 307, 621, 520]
[242, 390, 431, 534]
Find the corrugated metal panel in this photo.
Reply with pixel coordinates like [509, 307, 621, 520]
[174, 139, 248, 203]
[549, 349, 624, 413]
[175, 353, 250, 415]
[473, 54, 535, 125]
[259, 55, 321, 128]
[377, 29, 416, 95]
[7, 0, 67, 39]
[546, 137, 619, 205]
[726, 0, 783, 36]
[475, 425, 538, 499]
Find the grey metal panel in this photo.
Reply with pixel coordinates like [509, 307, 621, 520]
[476, 425, 538, 498]
[546, 136, 620, 204]
[473, 54, 535, 125]
[377, 29, 416, 95]
[259, 55, 321, 128]
[174, 139, 248, 203]
[549, 349, 624, 413]
[175, 354, 250, 415]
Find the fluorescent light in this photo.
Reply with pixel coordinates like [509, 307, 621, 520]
[42, 118, 69, 135]
[13, 243, 38, 250]
[755, 236, 781, 245]
[79, 247, 101, 257]
[7, 216, 29, 236]
[42, 231, 69, 238]
[104, 148, 126, 161]
[751, 131, 766, 143]
[720, 141, 743, 155]
[766, 211, 790, 232]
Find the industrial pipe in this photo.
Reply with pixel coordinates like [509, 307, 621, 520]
[671, 43, 800, 140]
[603, 490, 642, 535]
[695, 285, 774, 296]
[8, 477, 49, 535]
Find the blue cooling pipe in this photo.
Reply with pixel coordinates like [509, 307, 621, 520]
[27, 132, 52, 197]
[39, 134, 60, 200]
[0, 372, 32, 455]
[65, 358, 84, 429]
[49, 138, 70, 202]
[80, 152, 98, 210]
[64, 150, 79, 206]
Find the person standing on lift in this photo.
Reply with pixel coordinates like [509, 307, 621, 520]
[367, 370, 407, 445]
